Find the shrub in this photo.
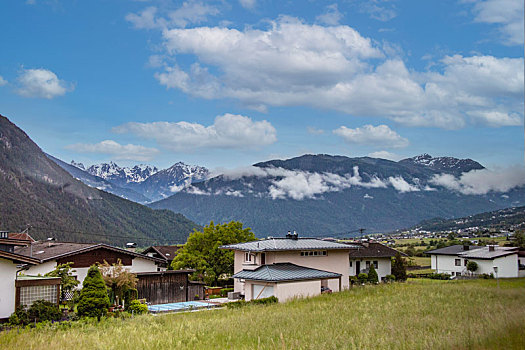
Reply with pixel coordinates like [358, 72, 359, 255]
[358, 273, 368, 284]
[392, 252, 407, 282]
[8, 306, 29, 326]
[220, 288, 234, 297]
[77, 265, 110, 321]
[384, 274, 396, 282]
[368, 265, 379, 283]
[427, 273, 451, 280]
[124, 288, 138, 310]
[478, 273, 494, 279]
[128, 300, 148, 315]
[466, 261, 478, 273]
[226, 296, 278, 309]
[27, 300, 62, 323]
[349, 276, 358, 285]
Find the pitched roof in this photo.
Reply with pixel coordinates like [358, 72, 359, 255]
[426, 245, 479, 256]
[458, 247, 517, 260]
[426, 245, 518, 260]
[142, 245, 181, 261]
[347, 242, 405, 258]
[0, 250, 40, 265]
[232, 263, 341, 282]
[14, 241, 165, 264]
[221, 238, 356, 252]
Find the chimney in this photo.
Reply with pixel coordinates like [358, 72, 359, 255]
[488, 245, 495, 252]
[463, 244, 469, 251]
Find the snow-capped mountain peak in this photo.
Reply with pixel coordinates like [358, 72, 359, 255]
[399, 154, 484, 175]
[70, 160, 85, 170]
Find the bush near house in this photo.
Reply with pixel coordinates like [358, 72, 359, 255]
[77, 266, 110, 321]
[226, 296, 278, 309]
[128, 300, 148, 315]
[8, 300, 61, 326]
[368, 265, 379, 283]
[358, 273, 368, 284]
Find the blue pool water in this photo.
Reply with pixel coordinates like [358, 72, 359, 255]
[148, 301, 211, 313]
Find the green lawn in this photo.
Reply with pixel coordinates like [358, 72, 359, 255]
[2, 278, 524, 349]
[407, 256, 431, 267]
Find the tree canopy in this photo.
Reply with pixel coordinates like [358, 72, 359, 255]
[44, 262, 80, 300]
[392, 252, 407, 282]
[171, 221, 256, 285]
[99, 259, 137, 306]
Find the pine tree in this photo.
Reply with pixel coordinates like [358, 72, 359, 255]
[392, 252, 407, 282]
[77, 265, 110, 320]
[368, 264, 379, 283]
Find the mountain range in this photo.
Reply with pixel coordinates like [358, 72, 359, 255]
[0, 114, 200, 245]
[148, 154, 524, 237]
[58, 159, 209, 203]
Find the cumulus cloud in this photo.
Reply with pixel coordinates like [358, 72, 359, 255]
[388, 176, 420, 193]
[368, 150, 402, 161]
[467, 0, 524, 45]
[239, 0, 256, 10]
[0, 76, 7, 86]
[334, 124, 409, 148]
[316, 4, 343, 26]
[113, 113, 277, 151]
[66, 140, 159, 161]
[144, 14, 523, 129]
[16, 68, 73, 99]
[126, 1, 219, 29]
[430, 167, 525, 195]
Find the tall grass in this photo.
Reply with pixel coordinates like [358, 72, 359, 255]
[2, 278, 524, 349]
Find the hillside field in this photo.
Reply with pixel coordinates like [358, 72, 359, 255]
[1, 278, 524, 349]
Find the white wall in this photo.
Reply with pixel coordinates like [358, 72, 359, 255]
[24, 260, 57, 277]
[275, 280, 321, 302]
[0, 259, 18, 319]
[431, 253, 518, 278]
[131, 257, 158, 273]
[350, 258, 391, 280]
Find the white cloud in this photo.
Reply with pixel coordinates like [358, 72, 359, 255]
[16, 68, 73, 99]
[430, 167, 525, 195]
[131, 13, 522, 129]
[66, 140, 159, 161]
[368, 150, 402, 161]
[359, 0, 397, 22]
[113, 113, 277, 151]
[468, 0, 524, 45]
[307, 127, 325, 135]
[388, 176, 420, 193]
[126, 1, 219, 30]
[316, 4, 343, 26]
[239, 0, 256, 10]
[334, 124, 409, 148]
[0, 76, 7, 86]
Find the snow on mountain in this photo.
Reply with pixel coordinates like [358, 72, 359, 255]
[86, 162, 158, 185]
[399, 154, 484, 175]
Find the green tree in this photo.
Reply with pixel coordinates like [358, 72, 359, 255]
[466, 261, 478, 274]
[44, 262, 80, 301]
[368, 264, 379, 283]
[392, 252, 407, 282]
[77, 265, 110, 320]
[513, 231, 525, 249]
[171, 221, 256, 285]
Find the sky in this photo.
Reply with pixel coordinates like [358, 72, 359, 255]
[0, 0, 523, 170]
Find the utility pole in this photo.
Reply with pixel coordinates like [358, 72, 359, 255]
[359, 228, 366, 240]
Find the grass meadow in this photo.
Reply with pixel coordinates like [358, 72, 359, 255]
[1, 278, 524, 349]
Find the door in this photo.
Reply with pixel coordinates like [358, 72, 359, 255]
[252, 284, 274, 300]
[261, 253, 266, 265]
[355, 261, 360, 275]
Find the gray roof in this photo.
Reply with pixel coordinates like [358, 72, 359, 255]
[221, 238, 356, 252]
[232, 263, 341, 282]
[426, 245, 479, 256]
[426, 245, 518, 260]
[459, 247, 517, 260]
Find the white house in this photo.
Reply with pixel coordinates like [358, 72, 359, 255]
[221, 232, 353, 302]
[348, 242, 404, 281]
[14, 241, 166, 284]
[427, 245, 519, 278]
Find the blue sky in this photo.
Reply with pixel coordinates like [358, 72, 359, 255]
[0, 0, 523, 170]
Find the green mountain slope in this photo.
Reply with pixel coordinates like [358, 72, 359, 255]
[0, 114, 200, 245]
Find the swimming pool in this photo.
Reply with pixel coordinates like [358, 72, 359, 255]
[148, 301, 211, 313]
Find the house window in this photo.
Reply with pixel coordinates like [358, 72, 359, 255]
[464, 259, 468, 266]
[349, 261, 353, 267]
[455, 259, 461, 266]
[456, 272, 461, 277]
[300, 250, 327, 257]
[373, 261, 378, 269]
[244, 252, 252, 263]
[261, 253, 266, 265]
[366, 261, 370, 269]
